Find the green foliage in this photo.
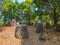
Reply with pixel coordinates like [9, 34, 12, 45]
[2, 0, 60, 26]
[0, 12, 3, 26]
[34, 0, 60, 25]
[0, 19, 3, 26]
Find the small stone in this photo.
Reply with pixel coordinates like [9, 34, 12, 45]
[39, 36, 46, 41]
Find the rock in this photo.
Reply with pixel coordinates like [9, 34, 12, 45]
[39, 35, 46, 41]
[11, 19, 16, 26]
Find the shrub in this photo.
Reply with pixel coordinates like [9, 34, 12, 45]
[0, 19, 3, 26]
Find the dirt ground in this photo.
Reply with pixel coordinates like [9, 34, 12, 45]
[0, 26, 60, 45]
[22, 26, 60, 45]
[0, 26, 22, 45]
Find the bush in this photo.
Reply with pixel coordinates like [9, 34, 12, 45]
[0, 19, 3, 26]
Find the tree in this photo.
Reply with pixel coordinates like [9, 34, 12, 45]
[34, 0, 60, 26]
[2, 0, 21, 25]
[2, 0, 35, 25]
[0, 12, 3, 26]
[2, 0, 13, 25]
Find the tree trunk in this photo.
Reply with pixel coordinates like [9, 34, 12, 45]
[26, 13, 31, 25]
[3, 15, 7, 26]
[53, 7, 58, 27]
[4, 17, 6, 23]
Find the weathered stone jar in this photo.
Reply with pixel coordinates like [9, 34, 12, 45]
[21, 25, 29, 39]
[15, 26, 22, 39]
[55, 24, 60, 32]
[36, 23, 43, 34]
[15, 24, 29, 39]
[45, 23, 51, 29]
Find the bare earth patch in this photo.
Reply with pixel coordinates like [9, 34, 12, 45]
[0, 26, 60, 45]
[0, 27, 22, 45]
